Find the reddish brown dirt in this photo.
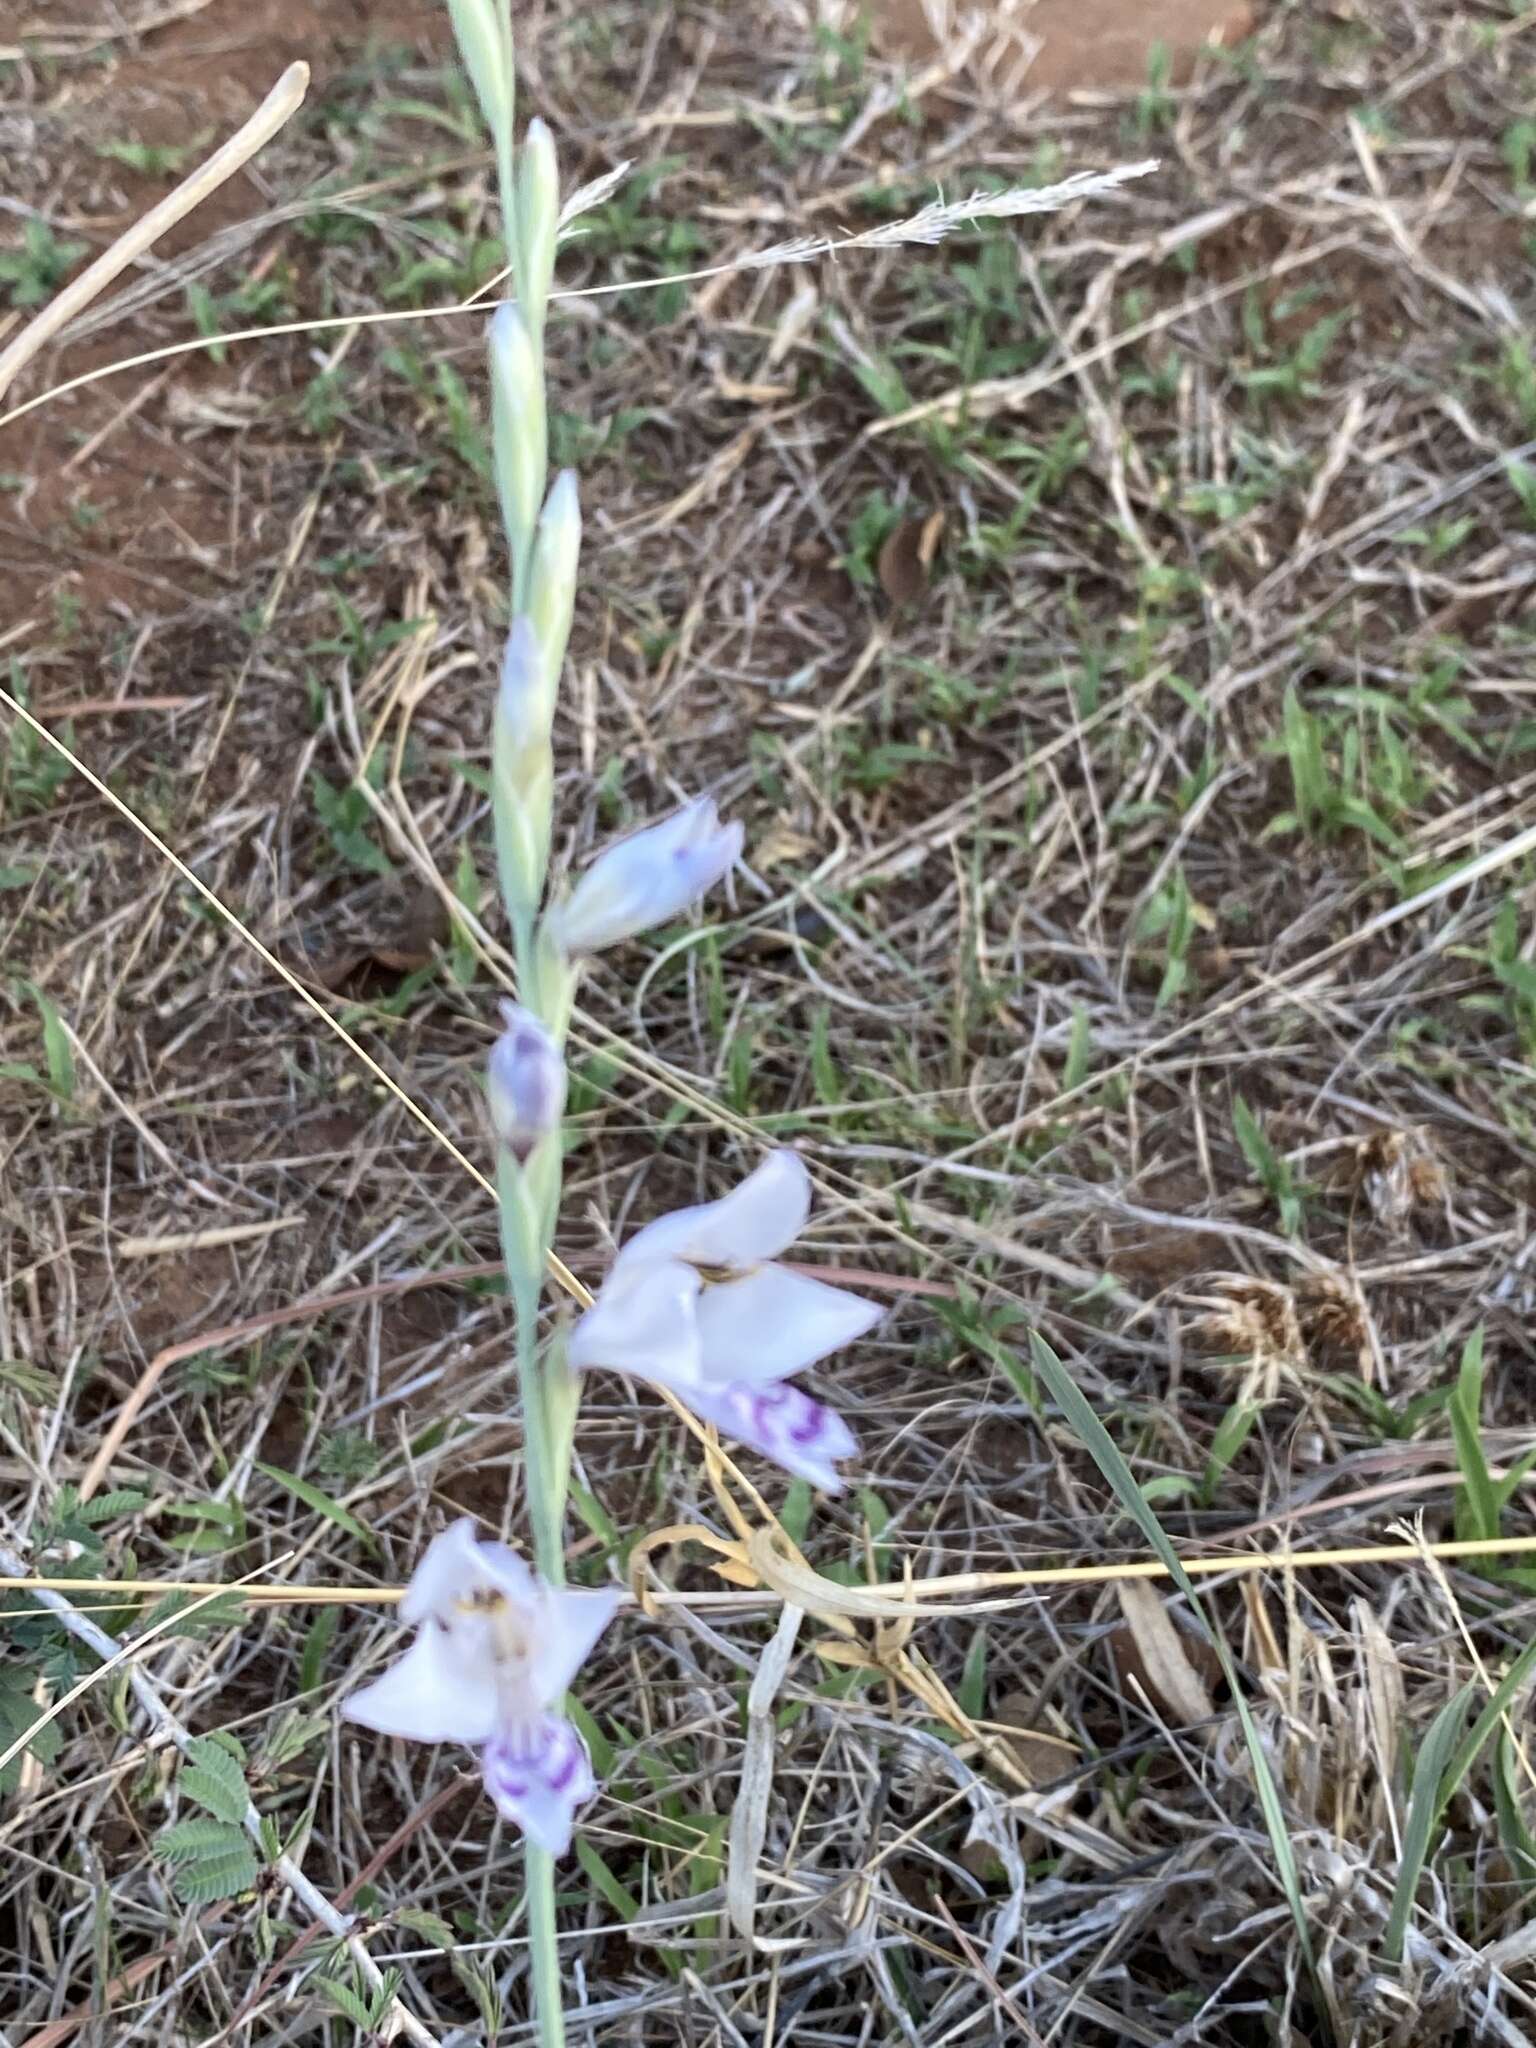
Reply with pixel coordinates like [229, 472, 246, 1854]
[872, 0, 1256, 89]
[0, 0, 445, 635]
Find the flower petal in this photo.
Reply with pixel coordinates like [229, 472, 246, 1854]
[614, 1150, 811, 1276]
[399, 1518, 535, 1626]
[556, 796, 743, 954]
[568, 1258, 703, 1388]
[342, 1627, 501, 1745]
[533, 1585, 623, 1705]
[683, 1380, 858, 1493]
[693, 1263, 882, 1385]
[482, 1715, 596, 1855]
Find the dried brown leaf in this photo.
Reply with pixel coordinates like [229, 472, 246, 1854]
[1113, 1582, 1218, 1726]
[877, 513, 943, 606]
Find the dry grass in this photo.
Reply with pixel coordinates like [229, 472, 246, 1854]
[3, 1, 1536, 2043]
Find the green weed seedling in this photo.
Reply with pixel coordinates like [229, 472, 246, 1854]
[2, 669, 73, 815]
[1448, 1326, 1536, 1589]
[0, 219, 87, 308]
[1232, 1095, 1305, 1237]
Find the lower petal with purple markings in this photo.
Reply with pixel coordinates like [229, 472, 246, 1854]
[481, 1714, 596, 1855]
[687, 1379, 857, 1492]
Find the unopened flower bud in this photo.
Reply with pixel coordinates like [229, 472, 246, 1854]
[493, 616, 555, 921]
[528, 469, 580, 685]
[554, 796, 743, 956]
[490, 302, 546, 570]
[447, 0, 514, 150]
[516, 117, 560, 330]
[486, 1001, 565, 1161]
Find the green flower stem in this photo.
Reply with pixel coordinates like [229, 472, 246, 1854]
[525, 1844, 565, 2048]
[497, 1140, 566, 1586]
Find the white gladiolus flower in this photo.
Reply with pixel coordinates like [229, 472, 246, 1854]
[569, 1151, 878, 1490]
[553, 796, 743, 955]
[342, 1521, 619, 1855]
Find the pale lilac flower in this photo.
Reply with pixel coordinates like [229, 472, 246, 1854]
[486, 1001, 566, 1162]
[568, 1151, 878, 1490]
[554, 796, 743, 955]
[342, 1520, 619, 1855]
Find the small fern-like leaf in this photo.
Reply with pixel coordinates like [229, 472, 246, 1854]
[155, 1816, 258, 1903]
[317, 1976, 377, 2028]
[178, 1734, 250, 1825]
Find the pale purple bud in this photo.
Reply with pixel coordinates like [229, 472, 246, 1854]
[555, 796, 744, 955]
[486, 1001, 566, 1161]
[493, 617, 556, 920]
[498, 614, 550, 752]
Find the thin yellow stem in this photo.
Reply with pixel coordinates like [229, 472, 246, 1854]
[10, 1530, 1536, 1609]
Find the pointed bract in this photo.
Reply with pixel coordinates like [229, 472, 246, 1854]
[528, 469, 581, 685]
[515, 117, 560, 329]
[497, 614, 551, 750]
[490, 302, 546, 562]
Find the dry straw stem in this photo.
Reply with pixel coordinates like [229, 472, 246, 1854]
[12, 1531, 1536, 1616]
[0, 61, 310, 403]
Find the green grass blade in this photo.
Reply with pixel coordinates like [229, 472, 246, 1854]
[254, 1462, 379, 1558]
[576, 1837, 640, 1921]
[1448, 1325, 1498, 1555]
[17, 979, 74, 1101]
[1027, 1332, 1317, 1981]
[1383, 1683, 1474, 1962]
[1439, 1636, 1536, 1812]
[959, 1627, 988, 1720]
[1492, 1725, 1536, 1888]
